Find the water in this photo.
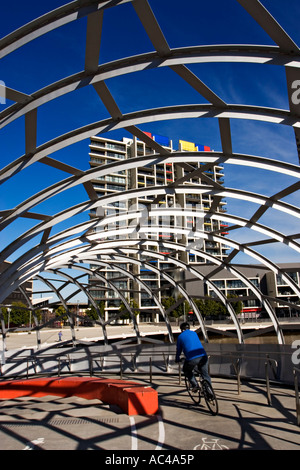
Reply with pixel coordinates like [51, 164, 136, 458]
[208, 331, 300, 345]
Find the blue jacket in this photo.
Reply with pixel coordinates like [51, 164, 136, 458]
[175, 329, 206, 362]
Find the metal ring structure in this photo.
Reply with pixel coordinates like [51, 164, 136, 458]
[1, 0, 300, 350]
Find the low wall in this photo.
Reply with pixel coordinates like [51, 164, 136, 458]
[0, 342, 296, 386]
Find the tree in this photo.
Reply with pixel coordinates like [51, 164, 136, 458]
[119, 298, 139, 320]
[55, 305, 68, 324]
[161, 296, 189, 319]
[193, 297, 226, 317]
[161, 296, 176, 314]
[9, 302, 30, 327]
[227, 294, 243, 315]
[1, 307, 8, 326]
[85, 301, 105, 321]
[193, 295, 243, 318]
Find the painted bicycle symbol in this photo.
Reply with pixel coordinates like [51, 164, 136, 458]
[194, 437, 229, 450]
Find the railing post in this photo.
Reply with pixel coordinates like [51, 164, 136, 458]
[265, 355, 278, 406]
[231, 355, 241, 395]
[293, 367, 300, 427]
[163, 353, 170, 372]
[89, 356, 93, 377]
[120, 357, 123, 379]
[131, 353, 137, 372]
[149, 357, 152, 383]
[265, 359, 271, 405]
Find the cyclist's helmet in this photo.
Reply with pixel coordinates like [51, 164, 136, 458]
[180, 322, 190, 331]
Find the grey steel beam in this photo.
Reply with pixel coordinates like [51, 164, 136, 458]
[25, 109, 37, 155]
[170, 64, 227, 107]
[132, 0, 171, 56]
[236, 0, 299, 53]
[93, 81, 123, 120]
[84, 9, 103, 73]
[3, 86, 30, 104]
[285, 67, 300, 164]
[219, 118, 233, 155]
[39, 157, 84, 176]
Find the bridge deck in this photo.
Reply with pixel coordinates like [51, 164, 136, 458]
[0, 374, 298, 451]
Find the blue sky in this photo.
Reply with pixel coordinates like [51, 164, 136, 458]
[1, 0, 300, 302]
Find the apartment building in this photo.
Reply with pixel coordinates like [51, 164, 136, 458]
[185, 263, 300, 318]
[88, 133, 228, 322]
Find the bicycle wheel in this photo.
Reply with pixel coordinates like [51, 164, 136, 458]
[202, 380, 219, 415]
[184, 375, 201, 404]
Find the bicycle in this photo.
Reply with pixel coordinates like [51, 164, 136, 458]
[182, 361, 219, 416]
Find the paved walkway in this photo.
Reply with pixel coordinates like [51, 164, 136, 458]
[4, 321, 297, 351]
[0, 373, 299, 451]
[3, 324, 177, 350]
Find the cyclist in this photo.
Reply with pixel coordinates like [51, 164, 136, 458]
[175, 322, 211, 391]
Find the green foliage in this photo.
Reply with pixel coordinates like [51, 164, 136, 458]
[55, 305, 68, 322]
[193, 297, 226, 317]
[161, 296, 189, 318]
[162, 294, 243, 318]
[85, 301, 105, 320]
[1, 307, 8, 324]
[119, 298, 139, 319]
[8, 302, 30, 326]
[227, 294, 243, 315]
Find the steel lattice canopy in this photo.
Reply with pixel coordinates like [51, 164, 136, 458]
[0, 0, 300, 348]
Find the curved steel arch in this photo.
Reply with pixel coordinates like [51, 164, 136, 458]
[46, 268, 109, 343]
[0, 0, 131, 60]
[51, 240, 284, 343]
[68, 261, 177, 342]
[2, 180, 300, 271]
[1, 185, 300, 319]
[24, 224, 298, 344]
[43, 242, 247, 343]
[1, 103, 299, 185]
[74, 258, 209, 342]
[2, 151, 300, 233]
[1, 45, 300, 132]
[65, 253, 241, 342]
[53, 262, 173, 343]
